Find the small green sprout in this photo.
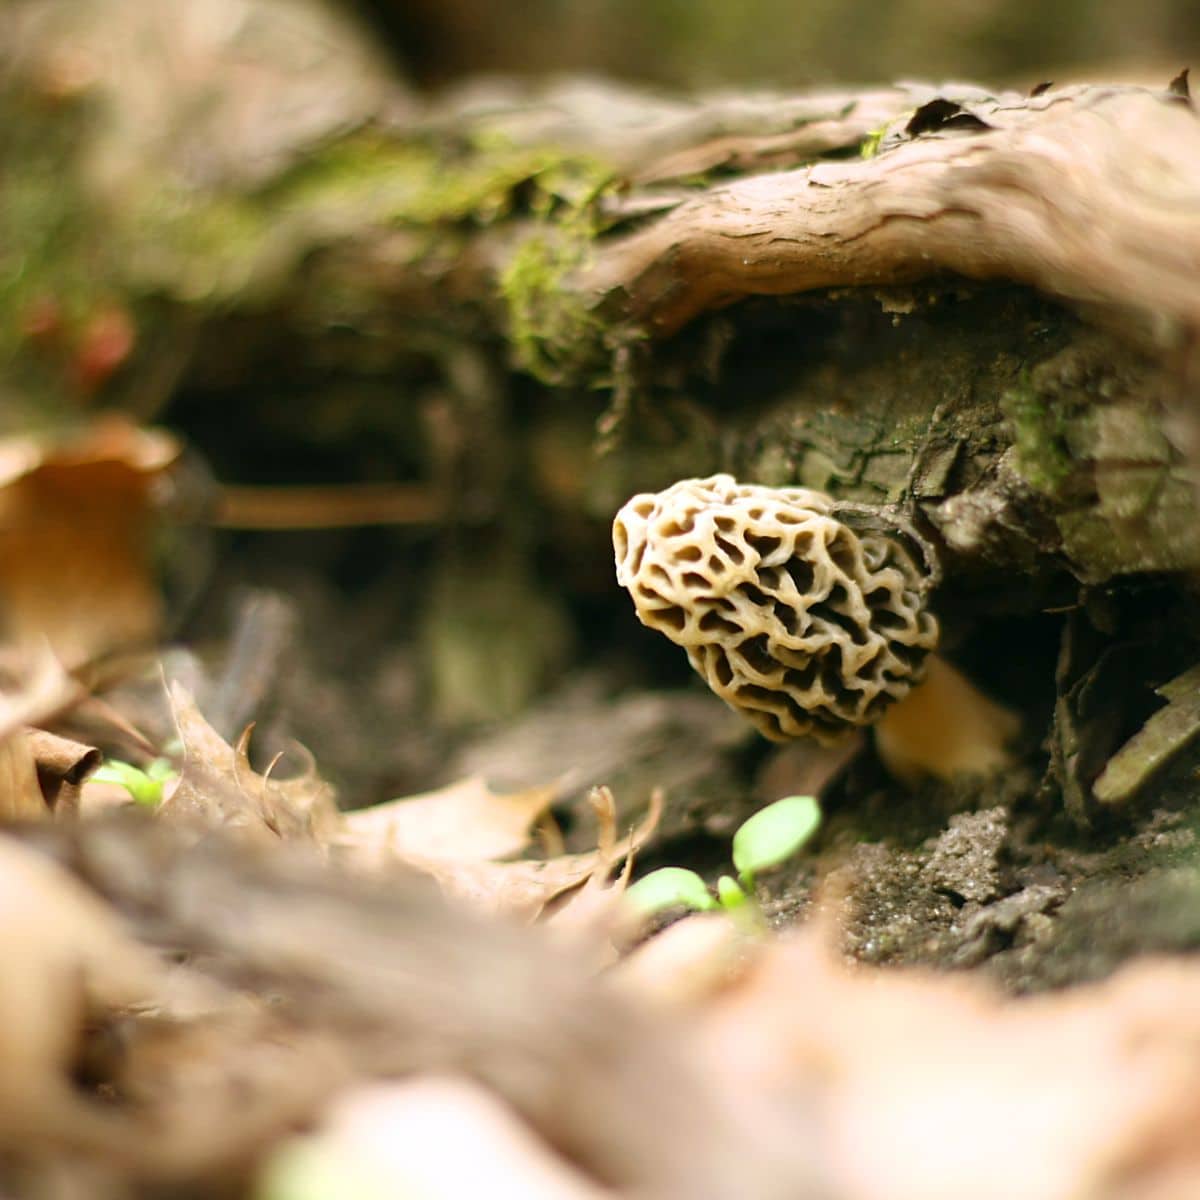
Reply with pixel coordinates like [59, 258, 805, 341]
[622, 865, 719, 913]
[624, 795, 821, 921]
[91, 758, 177, 808]
[860, 111, 914, 159]
[716, 873, 749, 911]
[859, 125, 887, 159]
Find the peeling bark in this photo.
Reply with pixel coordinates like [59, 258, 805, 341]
[579, 86, 1200, 341]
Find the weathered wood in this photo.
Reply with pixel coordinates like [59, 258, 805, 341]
[578, 86, 1200, 341]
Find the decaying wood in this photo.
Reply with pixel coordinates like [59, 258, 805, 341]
[578, 85, 1200, 341]
[370, 79, 1200, 594]
[398, 78, 1200, 348]
[348, 78, 1200, 596]
[426, 77, 918, 183]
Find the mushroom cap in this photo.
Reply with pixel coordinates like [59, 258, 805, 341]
[613, 474, 939, 743]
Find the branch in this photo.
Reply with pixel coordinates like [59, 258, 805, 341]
[581, 85, 1200, 339]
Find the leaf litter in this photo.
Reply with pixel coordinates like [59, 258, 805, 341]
[0, 415, 180, 667]
[161, 682, 340, 843]
[155, 682, 660, 920]
[1, 545, 1200, 1200]
[0, 432, 1193, 1197]
[338, 773, 559, 866]
[3, 631, 1200, 1200]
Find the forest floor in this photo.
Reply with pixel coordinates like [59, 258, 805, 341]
[5, 515, 1200, 1200]
[4, 4, 1200, 1195]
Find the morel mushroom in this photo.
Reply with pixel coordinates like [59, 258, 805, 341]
[613, 475, 940, 745]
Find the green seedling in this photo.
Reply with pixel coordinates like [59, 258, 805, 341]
[91, 758, 177, 808]
[624, 795, 821, 923]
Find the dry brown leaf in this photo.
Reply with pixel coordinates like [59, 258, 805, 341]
[0, 647, 87, 820]
[337, 775, 663, 920]
[26, 728, 101, 817]
[409, 789, 662, 921]
[0, 415, 180, 666]
[545, 786, 662, 944]
[159, 682, 338, 842]
[411, 854, 603, 920]
[260, 1076, 613, 1200]
[698, 932, 1200, 1200]
[155, 686, 660, 925]
[0, 727, 45, 821]
[0, 643, 82, 743]
[339, 775, 559, 868]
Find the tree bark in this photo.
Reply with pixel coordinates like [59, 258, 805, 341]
[579, 85, 1200, 340]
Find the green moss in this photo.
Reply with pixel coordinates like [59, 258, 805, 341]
[1002, 379, 1074, 495]
[127, 129, 618, 339]
[497, 156, 618, 384]
[500, 227, 607, 384]
[260, 129, 611, 230]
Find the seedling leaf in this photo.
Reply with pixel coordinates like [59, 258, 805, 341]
[732, 795, 820, 882]
[624, 867, 717, 917]
[92, 758, 176, 807]
[716, 874, 747, 909]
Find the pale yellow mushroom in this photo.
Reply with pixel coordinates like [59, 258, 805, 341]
[873, 654, 1019, 784]
[613, 474, 1015, 781]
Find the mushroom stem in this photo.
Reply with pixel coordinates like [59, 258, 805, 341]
[873, 655, 1019, 784]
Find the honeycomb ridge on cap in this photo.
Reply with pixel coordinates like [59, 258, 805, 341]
[613, 474, 939, 743]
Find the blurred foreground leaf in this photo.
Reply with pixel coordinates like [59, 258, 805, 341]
[0, 415, 179, 666]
